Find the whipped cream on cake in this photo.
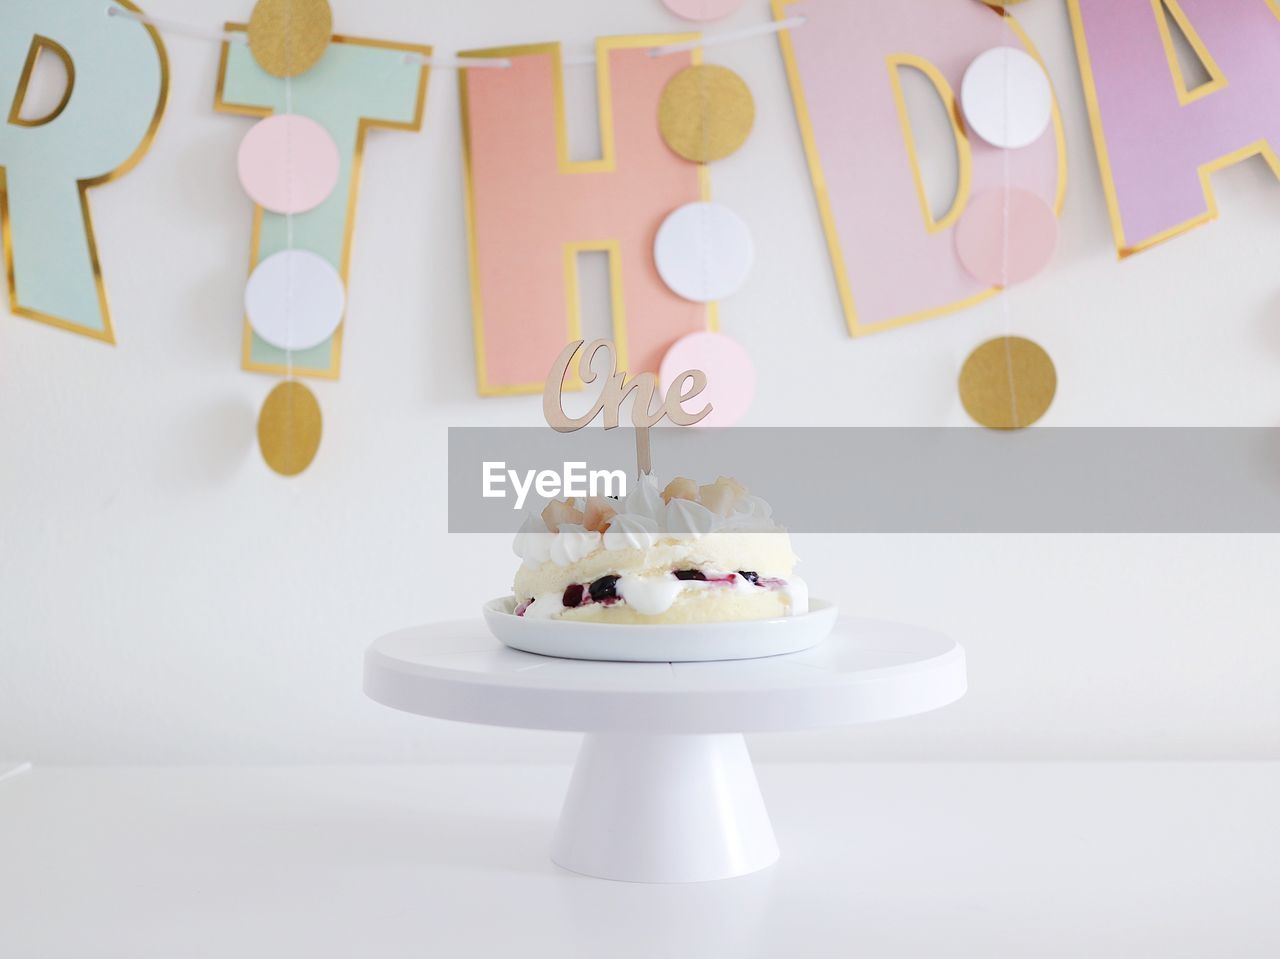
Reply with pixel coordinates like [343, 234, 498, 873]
[511, 475, 807, 624]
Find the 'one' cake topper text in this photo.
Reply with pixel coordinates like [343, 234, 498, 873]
[543, 339, 712, 474]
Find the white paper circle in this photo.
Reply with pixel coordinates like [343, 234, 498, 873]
[960, 46, 1052, 149]
[654, 202, 754, 302]
[244, 250, 346, 351]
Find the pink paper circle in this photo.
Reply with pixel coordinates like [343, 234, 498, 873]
[659, 332, 755, 428]
[661, 0, 744, 22]
[237, 114, 340, 215]
[955, 188, 1058, 287]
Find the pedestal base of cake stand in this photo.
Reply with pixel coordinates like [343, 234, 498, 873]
[552, 733, 776, 883]
[364, 616, 966, 884]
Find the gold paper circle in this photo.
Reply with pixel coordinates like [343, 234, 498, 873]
[658, 65, 755, 163]
[257, 380, 323, 476]
[247, 0, 333, 78]
[958, 336, 1056, 429]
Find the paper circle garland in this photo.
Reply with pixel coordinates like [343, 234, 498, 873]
[258, 380, 323, 475]
[958, 336, 1056, 429]
[654, 202, 754, 302]
[960, 47, 1052, 149]
[661, 0, 745, 22]
[955, 188, 1058, 287]
[247, 0, 333, 78]
[659, 331, 756, 427]
[237, 115, 340, 215]
[245, 250, 346, 351]
[658, 65, 755, 163]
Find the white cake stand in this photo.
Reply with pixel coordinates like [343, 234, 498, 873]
[364, 617, 965, 884]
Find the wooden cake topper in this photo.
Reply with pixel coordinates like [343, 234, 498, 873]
[543, 339, 712, 475]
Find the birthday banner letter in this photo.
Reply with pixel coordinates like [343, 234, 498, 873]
[773, 0, 1064, 336]
[460, 36, 713, 397]
[1069, 0, 1280, 256]
[216, 28, 430, 379]
[0, 0, 167, 342]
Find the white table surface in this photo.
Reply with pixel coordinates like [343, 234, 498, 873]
[2, 763, 1277, 958]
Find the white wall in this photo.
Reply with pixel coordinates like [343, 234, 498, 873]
[2, 0, 1277, 764]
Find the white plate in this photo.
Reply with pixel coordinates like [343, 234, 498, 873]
[482, 596, 838, 663]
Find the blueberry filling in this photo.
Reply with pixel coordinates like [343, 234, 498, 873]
[520, 568, 777, 617]
[589, 575, 620, 602]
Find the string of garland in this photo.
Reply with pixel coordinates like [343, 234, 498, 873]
[111, 0, 804, 475]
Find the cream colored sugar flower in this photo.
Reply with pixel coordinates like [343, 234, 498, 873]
[658, 475, 752, 516]
[541, 498, 584, 532]
[712, 476, 747, 502]
[661, 477, 699, 504]
[698, 480, 739, 517]
[583, 496, 617, 533]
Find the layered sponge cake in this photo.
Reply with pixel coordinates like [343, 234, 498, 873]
[511, 475, 807, 624]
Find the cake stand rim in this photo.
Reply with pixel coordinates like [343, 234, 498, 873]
[363, 613, 967, 734]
